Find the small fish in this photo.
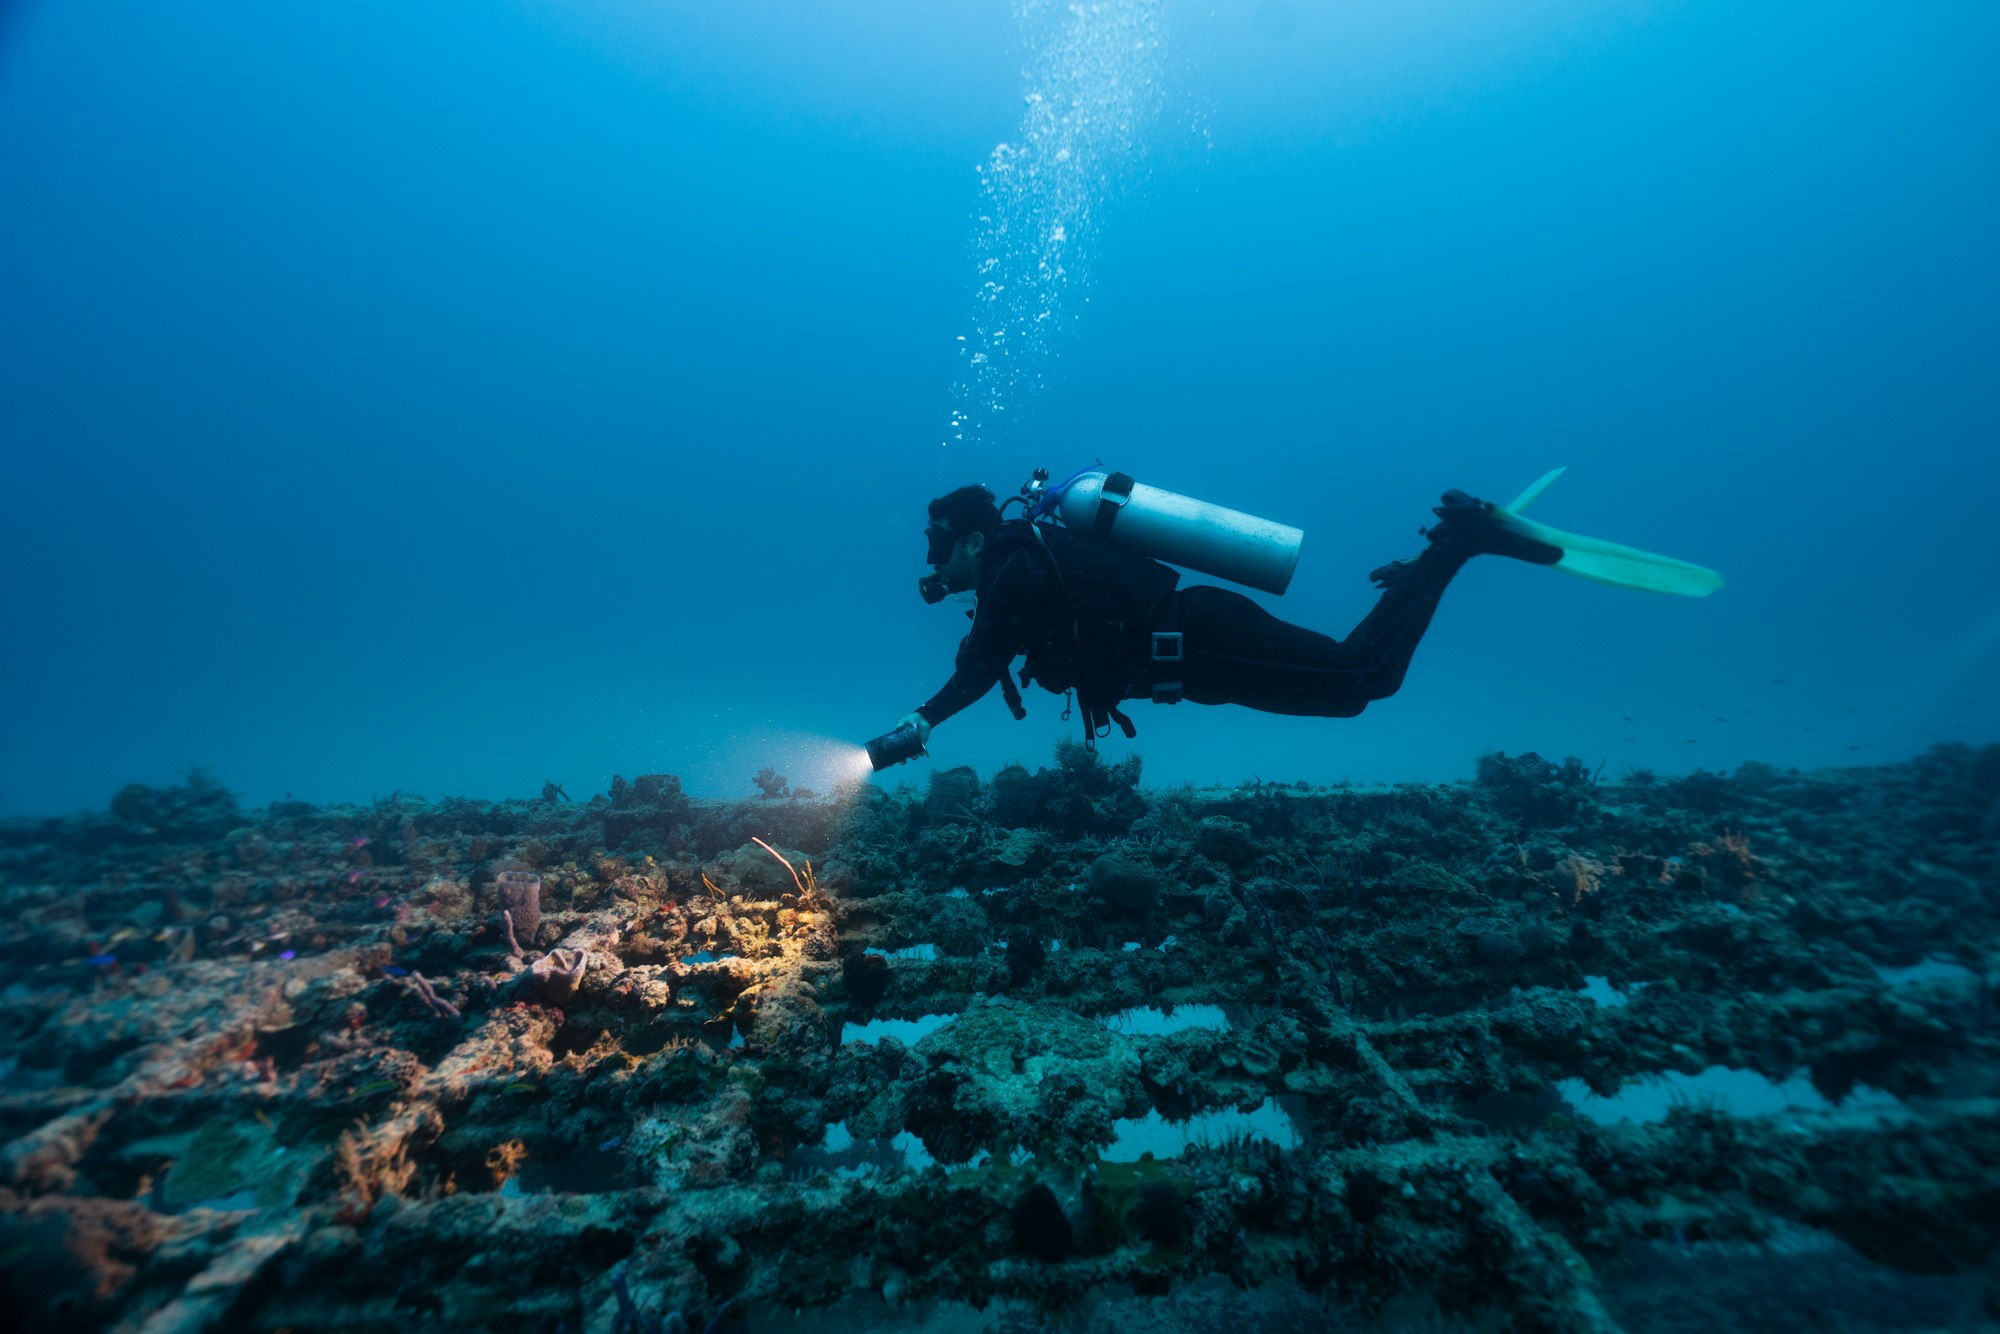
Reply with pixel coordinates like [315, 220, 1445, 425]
[504, 1082, 537, 1094]
[279, 950, 296, 961]
[599, 1136, 622, 1152]
[352, 1078, 398, 1097]
[346, 870, 364, 885]
[108, 927, 138, 945]
[383, 965, 410, 977]
[351, 835, 370, 849]
[254, 1109, 274, 1128]
[372, 895, 391, 909]
[87, 954, 118, 967]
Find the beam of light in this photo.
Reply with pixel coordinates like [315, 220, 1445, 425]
[834, 746, 877, 785]
[703, 727, 883, 802]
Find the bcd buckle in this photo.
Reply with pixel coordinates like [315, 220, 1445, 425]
[1151, 631, 1183, 663]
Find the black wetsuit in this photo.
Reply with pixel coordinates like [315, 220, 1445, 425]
[915, 523, 1471, 732]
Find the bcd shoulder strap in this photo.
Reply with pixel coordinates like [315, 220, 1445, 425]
[1002, 522, 1177, 744]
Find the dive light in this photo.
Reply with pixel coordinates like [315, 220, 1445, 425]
[865, 723, 927, 772]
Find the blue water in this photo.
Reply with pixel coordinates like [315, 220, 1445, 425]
[2, 0, 1995, 816]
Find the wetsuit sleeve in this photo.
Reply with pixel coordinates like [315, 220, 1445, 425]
[915, 549, 1034, 728]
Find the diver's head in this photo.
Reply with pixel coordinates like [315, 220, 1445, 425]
[921, 485, 1000, 600]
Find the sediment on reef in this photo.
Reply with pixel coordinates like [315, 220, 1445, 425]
[2, 742, 1999, 1333]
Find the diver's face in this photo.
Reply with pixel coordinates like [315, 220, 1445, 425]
[926, 522, 984, 594]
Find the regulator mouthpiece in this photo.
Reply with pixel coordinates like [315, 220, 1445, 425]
[865, 723, 927, 772]
[917, 572, 949, 605]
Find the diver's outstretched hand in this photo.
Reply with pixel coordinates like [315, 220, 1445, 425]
[895, 713, 933, 748]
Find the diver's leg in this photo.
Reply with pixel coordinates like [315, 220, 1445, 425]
[1171, 489, 1559, 717]
[1340, 543, 1471, 701]
[1174, 556, 1464, 716]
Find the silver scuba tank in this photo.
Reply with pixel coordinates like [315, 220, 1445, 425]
[1052, 470, 1304, 596]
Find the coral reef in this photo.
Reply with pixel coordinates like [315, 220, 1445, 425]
[2, 743, 1999, 1331]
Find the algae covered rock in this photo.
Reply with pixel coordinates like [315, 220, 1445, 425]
[108, 767, 240, 840]
[1194, 815, 1258, 868]
[924, 893, 992, 957]
[160, 1116, 300, 1210]
[737, 971, 827, 1059]
[604, 773, 690, 847]
[924, 766, 981, 825]
[984, 763, 1045, 827]
[900, 996, 1139, 1163]
[1089, 854, 1168, 915]
[1474, 750, 1599, 828]
[986, 826, 1046, 871]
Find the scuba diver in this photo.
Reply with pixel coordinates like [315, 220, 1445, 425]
[866, 467, 1720, 770]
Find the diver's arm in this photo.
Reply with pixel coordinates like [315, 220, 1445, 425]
[915, 640, 1005, 727]
[913, 549, 1032, 729]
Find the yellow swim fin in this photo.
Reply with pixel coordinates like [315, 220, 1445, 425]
[1492, 467, 1724, 598]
